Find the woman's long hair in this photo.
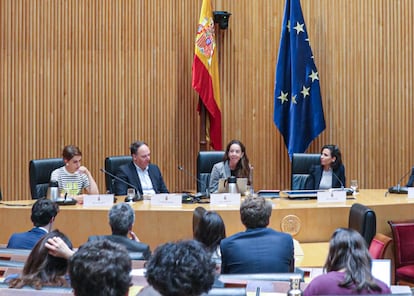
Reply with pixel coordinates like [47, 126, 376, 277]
[223, 139, 250, 179]
[194, 211, 226, 252]
[324, 228, 382, 293]
[8, 230, 72, 290]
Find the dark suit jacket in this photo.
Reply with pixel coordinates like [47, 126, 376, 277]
[7, 227, 47, 250]
[114, 162, 168, 195]
[220, 227, 294, 274]
[88, 234, 151, 260]
[305, 164, 346, 190]
[406, 167, 414, 187]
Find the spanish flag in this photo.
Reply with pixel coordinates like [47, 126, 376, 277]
[192, 0, 222, 150]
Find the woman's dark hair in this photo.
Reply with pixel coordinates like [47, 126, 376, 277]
[324, 228, 382, 293]
[194, 211, 226, 252]
[62, 145, 82, 161]
[321, 144, 342, 170]
[192, 206, 207, 237]
[223, 139, 250, 179]
[8, 230, 73, 289]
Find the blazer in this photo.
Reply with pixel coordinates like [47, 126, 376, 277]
[220, 227, 294, 274]
[305, 164, 346, 190]
[114, 162, 168, 195]
[209, 161, 231, 193]
[88, 234, 151, 260]
[7, 227, 47, 250]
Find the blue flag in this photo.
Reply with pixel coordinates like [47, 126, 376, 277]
[273, 0, 326, 158]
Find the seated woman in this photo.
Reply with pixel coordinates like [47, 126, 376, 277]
[193, 210, 226, 266]
[208, 139, 251, 193]
[305, 144, 346, 190]
[304, 228, 391, 295]
[7, 230, 73, 290]
[50, 145, 99, 203]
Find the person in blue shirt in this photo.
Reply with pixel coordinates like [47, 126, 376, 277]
[7, 198, 59, 249]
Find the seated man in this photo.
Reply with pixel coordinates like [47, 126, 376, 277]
[69, 239, 132, 296]
[220, 196, 294, 274]
[88, 203, 151, 259]
[138, 240, 216, 296]
[7, 198, 59, 249]
[114, 141, 168, 196]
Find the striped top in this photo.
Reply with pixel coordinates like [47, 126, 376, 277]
[50, 166, 90, 196]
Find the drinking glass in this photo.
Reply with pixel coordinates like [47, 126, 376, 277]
[350, 180, 358, 195]
[127, 188, 136, 201]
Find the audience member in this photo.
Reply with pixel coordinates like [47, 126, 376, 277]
[192, 206, 207, 237]
[7, 198, 59, 249]
[194, 210, 226, 265]
[88, 203, 151, 259]
[114, 141, 168, 196]
[7, 230, 72, 289]
[50, 145, 99, 200]
[209, 139, 251, 193]
[305, 144, 346, 190]
[304, 228, 391, 295]
[138, 240, 215, 296]
[220, 196, 294, 274]
[69, 239, 132, 296]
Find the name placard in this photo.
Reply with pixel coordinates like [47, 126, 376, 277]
[317, 190, 346, 203]
[408, 187, 414, 199]
[151, 194, 182, 207]
[210, 193, 241, 206]
[83, 194, 114, 208]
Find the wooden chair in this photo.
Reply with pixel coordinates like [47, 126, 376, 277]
[369, 233, 392, 259]
[388, 220, 414, 286]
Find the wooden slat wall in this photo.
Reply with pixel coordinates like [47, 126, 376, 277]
[0, 0, 413, 200]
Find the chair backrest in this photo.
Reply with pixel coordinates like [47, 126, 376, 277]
[104, 155, 132, 193]
[348, 203, 376, 246]
[196, 151, 225, 192]
[291, 153, 320, 190]
[29, 158, 65, 199]
[388, 220, 414, 268]
[369, 233, 392, 259]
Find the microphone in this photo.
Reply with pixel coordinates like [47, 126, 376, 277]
[388, 169, 411, 194]
[177, 166, 210, 200]
[331, 171, 353, 196]
[100, 168, 142, 202]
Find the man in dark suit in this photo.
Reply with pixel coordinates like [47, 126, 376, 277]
[7, 198, 59, 249]
[114, 141, 168, 196]
[220, 196, 294, 274]
[88, 203, 151, 259]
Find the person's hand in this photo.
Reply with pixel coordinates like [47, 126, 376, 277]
[45, 236, 75, 259]
[74, 194, 84, 204]
[129, 230, 140, 242]
[78, 166, 90, 175]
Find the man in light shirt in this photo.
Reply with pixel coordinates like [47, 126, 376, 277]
[114, 141, 168, 196]
[7, 198, 59, 249]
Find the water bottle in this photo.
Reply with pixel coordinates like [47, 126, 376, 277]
[46, 180, 59, 202]
[287, 275, 303, 296]
[227, 176, 238, 194]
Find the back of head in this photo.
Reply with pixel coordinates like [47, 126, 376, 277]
[69, 239, 132, 296]
[109, 203, 135, 235]
[9, 230, 72, 289]
[240, 196, 272, 229]
[325, 228, 381, 292]
[31, 198, 59, 227]
[194, 211, 226, 252]
[145, 240, 216, 296]
[192, 206, 207, 236]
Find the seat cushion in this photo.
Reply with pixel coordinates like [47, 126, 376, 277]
[396, 265, 414, 282]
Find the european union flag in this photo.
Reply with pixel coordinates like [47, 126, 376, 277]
[273, 0, 326, 158]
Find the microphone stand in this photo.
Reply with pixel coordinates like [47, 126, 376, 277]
[100, 168, 142, 201]
[177, 166, 210, 202]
